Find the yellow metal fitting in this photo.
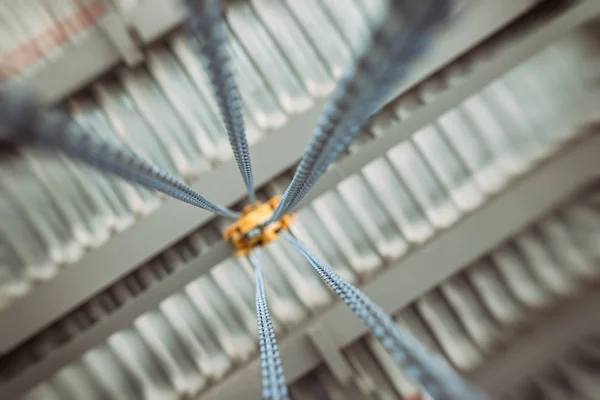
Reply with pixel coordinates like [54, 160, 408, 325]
[223, 195, 295, 257]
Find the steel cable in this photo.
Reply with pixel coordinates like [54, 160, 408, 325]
[185, 0, 257, 204]
[286, 233, 486, 400]
[249, 250, 290, 400]
[269, 0, 452, 223]
[0, 87, 238, 218]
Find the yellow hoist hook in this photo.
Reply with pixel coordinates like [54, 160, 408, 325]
[223, 195, 295, 257]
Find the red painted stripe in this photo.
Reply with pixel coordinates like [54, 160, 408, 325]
[0, 1, 107, 77]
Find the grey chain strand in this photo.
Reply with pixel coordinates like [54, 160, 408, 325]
[286, 233, 487, 400]
[185, 0, 256, 204]
[249, 250, 290, 400]
[269, 0, 452, 223]
[0, 88, 238, 219]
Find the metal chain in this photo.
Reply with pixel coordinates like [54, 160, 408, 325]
[286, 233, 486, 400]
[0, 87, 238, 218]
[249, 250, 290, 400]
[269, 0, 452, 223]
[185, 0, 256, 204]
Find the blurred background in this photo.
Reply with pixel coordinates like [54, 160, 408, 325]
[1, 0, 600, 398]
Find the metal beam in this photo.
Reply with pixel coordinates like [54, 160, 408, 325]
[473, 289, 600, 396]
